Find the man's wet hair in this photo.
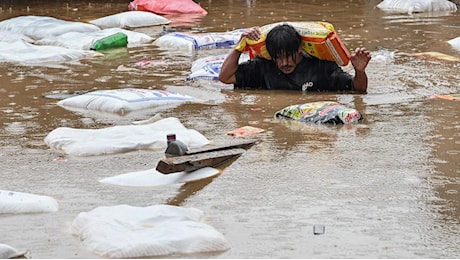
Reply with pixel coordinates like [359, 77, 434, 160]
[266, 24, 302, 62]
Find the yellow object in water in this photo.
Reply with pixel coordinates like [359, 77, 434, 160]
[430, 94, 460, 101]
[235, 21, 351, 66]
[410, 51, 460, 62]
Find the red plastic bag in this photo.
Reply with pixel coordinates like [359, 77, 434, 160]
[227, 126, 264, 137]
[128, 0, 208, 15]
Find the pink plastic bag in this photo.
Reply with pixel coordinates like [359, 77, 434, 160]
[129, 0, 208, 15]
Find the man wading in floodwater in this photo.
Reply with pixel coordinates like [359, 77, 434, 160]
[219, 24, 371, 93]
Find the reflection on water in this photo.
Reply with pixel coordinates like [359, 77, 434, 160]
[429, 98, 460, 222]
[0, 0, 459, 258]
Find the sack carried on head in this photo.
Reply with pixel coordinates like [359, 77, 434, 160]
[235, 21, 350, 66]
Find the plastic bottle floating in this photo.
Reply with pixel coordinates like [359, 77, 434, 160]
[91, 32, 128, 51]
[164, 134, 188, 157]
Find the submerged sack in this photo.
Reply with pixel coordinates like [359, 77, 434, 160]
[376, 0, 457, 14]
[448, 36, 460, 52]
[187, 58, 223, 80]
[154, 30, 243, 51]
[0, 15, 100, 40]
[57, 88, 196, 115]
[275, 101, 363, 124]
[236, 21, 350, 66]
[187, 53, 250, 81]
[90, 11, 171, 29]
[36, 28, 153, 50]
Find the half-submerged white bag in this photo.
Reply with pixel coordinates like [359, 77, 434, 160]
[90, 11, 171, 29]
[44, 117, 210, 156]
[70, 204, 230, 258]
[154, 29, 243, 51]
[376, 0, 457, 14]
[0, 15, 100, 40]
[0, 189, 59, 214]
[57, 88, 196, 115]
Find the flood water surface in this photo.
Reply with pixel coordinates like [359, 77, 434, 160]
[0, 0, 459, 258]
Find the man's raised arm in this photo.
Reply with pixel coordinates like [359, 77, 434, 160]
[219, 27, 261, 84]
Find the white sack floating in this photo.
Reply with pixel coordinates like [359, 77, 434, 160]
[44, 117, 210, 156]
[187, 53, 250, 81]
[0, 15, 100, 40]
[35, 28, 154, 50]
[90, 11, 171, 29]
[70, 204, 230, 258]
[0, 40, 94, 64]
[377, 0, 458, 14]
[153, 29, 243, 52]
[448, 36, 460, 52]
[187, 54, 227, 81]
[0, 30, 34, 43]
[0, 190, 59, 214]
[0, 244, 28, 259]
[100, 166, 220, 187]
[57, 88, 196, 115]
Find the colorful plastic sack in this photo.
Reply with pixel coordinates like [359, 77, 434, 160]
[275, 101, 363, 124]
[128, 0, 208, 15]
[235, 21, 350, 66]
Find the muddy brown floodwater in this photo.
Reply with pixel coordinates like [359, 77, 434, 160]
[0, 0, 459, 258]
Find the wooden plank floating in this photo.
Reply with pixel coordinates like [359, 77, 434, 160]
[185, 139, 259, 155]
[156, 139, 259, 174]
[156, 148, 246, 174]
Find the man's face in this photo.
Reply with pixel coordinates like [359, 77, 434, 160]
[274, 48, 302, 74]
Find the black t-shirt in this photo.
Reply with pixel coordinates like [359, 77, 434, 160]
[234, 56, 354, 91]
